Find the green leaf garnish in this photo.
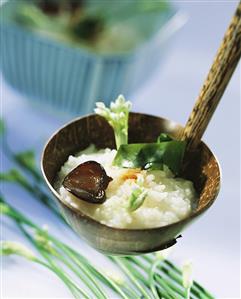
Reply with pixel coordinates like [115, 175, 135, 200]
[128, 187, 148, 212]
[157, 133, 173, 143]
[94, 95, 131, 149]
[113, 140, 186, 175]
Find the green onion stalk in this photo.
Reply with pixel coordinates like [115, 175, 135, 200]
[0, 240, 86, 298]
[0, 117, 215, 299]
[0, 196, 136, 299]
[142, 256, 214, 299]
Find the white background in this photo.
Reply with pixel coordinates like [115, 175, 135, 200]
[1, 1, 240, 298]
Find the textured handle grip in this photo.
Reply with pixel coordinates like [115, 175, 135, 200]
[180, 2, 241, 150]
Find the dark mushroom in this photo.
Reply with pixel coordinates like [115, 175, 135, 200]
[37, 0, 61, 15]
[72, 16, 104, 42]
[68, 0, 84, 13]
[63, 161, 112, 204]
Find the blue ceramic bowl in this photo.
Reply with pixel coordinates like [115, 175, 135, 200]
[0, 2, 186, 116]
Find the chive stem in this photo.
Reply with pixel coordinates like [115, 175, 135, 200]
[111, 256, 152, 299]
[18, 223, 91, 299]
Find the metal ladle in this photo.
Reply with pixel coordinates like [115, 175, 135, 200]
[41, 3, 241, 255]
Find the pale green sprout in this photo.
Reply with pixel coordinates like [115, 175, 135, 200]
[182, 260, 193, 299]
[101, 268, 125, 286]
[128, 187, 148, 212]
[94, 95, 132, 149]
[0, 241, 37, 261]
[34, 225, 58, 256]
[128, 173, 148, 212]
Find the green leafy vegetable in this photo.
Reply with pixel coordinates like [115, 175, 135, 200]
[157, 133, 173, 143]
[94, 95, 131, 149]
[113, 140, 186, 175]
[14, 4, 50, 28]
[72, 16, 105, 41]
[128, 187, 148, 212]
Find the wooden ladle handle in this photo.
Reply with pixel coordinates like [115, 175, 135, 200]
[180, 2, 241, 150]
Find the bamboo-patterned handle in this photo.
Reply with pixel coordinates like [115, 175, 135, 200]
[180, 2, 241, 150]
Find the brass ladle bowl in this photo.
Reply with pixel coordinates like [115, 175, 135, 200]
[41, 113, 220, 255]
[41, 3, 240, 255]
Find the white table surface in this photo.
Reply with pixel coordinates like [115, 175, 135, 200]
[1, 1, 240, 298]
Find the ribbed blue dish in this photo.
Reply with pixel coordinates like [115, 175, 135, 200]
[0, 3, 186, 116]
